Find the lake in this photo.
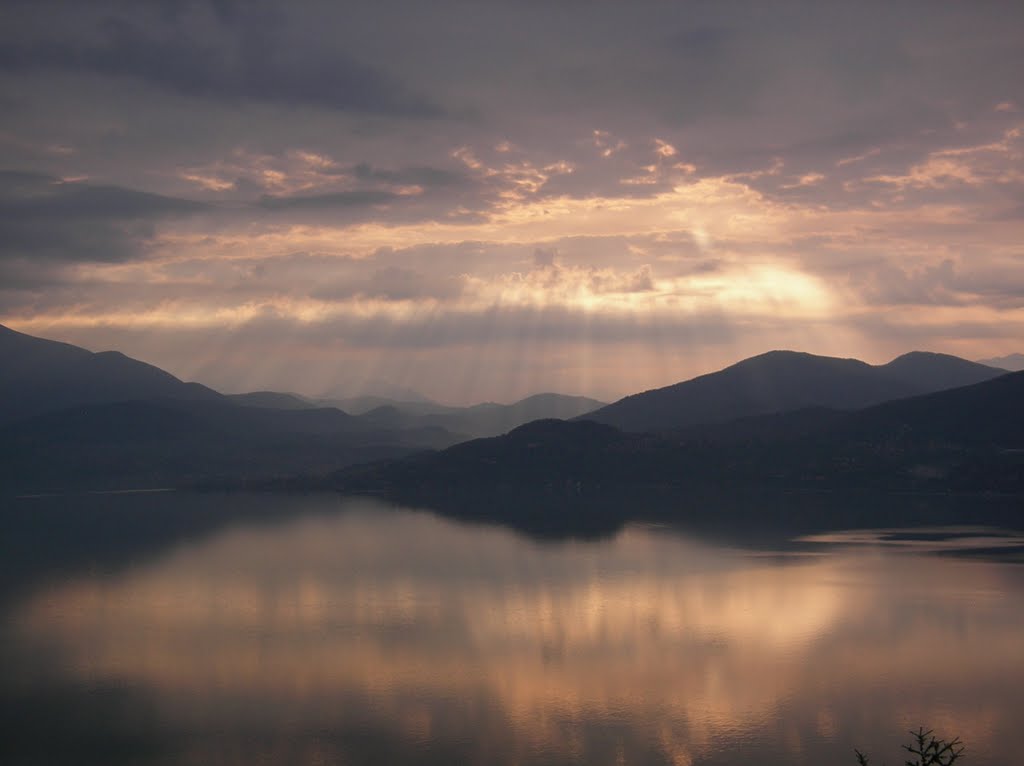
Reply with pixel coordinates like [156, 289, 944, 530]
[2, 491, 1023, 765]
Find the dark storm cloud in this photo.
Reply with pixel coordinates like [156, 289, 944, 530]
[0, 170, 202, 221]
[0, 5, 441, 117]
[0, 159, 478, 280]
[3, 1, 1020, 210]
[0, 170, 205, 263]
[0, 255, 82, 316]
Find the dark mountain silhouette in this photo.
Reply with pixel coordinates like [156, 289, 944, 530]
[667, 406, 845, 446]
[478, 393, 606, 425]
[318, 385, 436, 413]
[0, 325, 466, 493]
[821, 369, 1024, 448]
[356, 392, 606, 438]
[583, 350, 1004, 433]
[320, 396, 455, 416]
[0, 397, 459, 494]
[0, 323, 220, 425]
[226, 391, 317, 409]
[979, 352, 1024, 372]
[217, 389, 605, 438]
[4, 323, 1016, 497]
[878, 351, 1005, 390]
[328, 371, 1024, 498]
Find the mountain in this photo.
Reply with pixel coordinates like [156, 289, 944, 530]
[330, 370, 1024, 499]
[978, 353, 1024, 372]
[0, 325, 465, 493]
[356, 392, 606, 438]
[821, 369, 1024, 448]
[321, 395, 454, 417]
[583, 350, 1005, 433]
[226, 391, 317, 410]
[333, 418, 633, 494]
[316, 383, 435, 411]
[490, 393, 607, 424]
[0, 396, 460, 494]
[878, 350, 1007, 390]
[0, 323, 220, 425]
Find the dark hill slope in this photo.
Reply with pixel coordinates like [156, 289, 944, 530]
[0, 325, 467, 492]
[584, 351, 913, 433]
[335, 371, 1024, 497]
[226, 391, 317, 410]
[0, 397, 459, 493]
[585, 350, 1005, 433]
[401, 418, 626, 483]
[978, 353, 1024, 372]
[824, 369, 1024, 448]
[0, 323, 220, 424]
[357, 393, 606, 438]
[878, 351, 1005, 391]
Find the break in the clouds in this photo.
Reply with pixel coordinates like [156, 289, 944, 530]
[1, 1, 1022, 403]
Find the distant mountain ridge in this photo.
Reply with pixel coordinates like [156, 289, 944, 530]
[0, 323, 220, 425]
[0, 324, 604, 438]
[320, 395, 446, 416]
[332, 370, 1024, 498]
[0, 324, 464, 492]
[226, 391, 317, 410]
[978, 353, 1024, 372]
[234, 390, 607, 438]
[0, 393, 461, 494]
[582, 350, 1005, 433]
[0, 325, 607, 492]
[357, 392, 607, 438]
[3, 323, 1017, 495]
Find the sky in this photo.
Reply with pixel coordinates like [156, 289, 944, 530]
[1, 0, 1022, 404]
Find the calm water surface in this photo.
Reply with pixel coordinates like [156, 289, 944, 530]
[2, 492, 1023, 765]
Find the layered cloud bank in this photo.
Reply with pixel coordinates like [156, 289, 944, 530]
[1, 1, 1022, 402]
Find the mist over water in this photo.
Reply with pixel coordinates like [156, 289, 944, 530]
[2, 493, 1023, 765]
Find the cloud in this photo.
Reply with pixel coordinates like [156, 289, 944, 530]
[666, 25, 732, 55]
[2, 2, 1024, 400]
[533, 247, 557, 268]
[257, 189, 397, 212]
[0, 10, 441, 117]
[0, 170, 203, 221]
[858, 259, 962, 307]
[0, 170, 205, 264]
[490, 261, 656, 302]
[352, 163, 466, 189]
[310, 265, 465, 302]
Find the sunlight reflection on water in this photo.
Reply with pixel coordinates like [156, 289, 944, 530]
[3, 495, 1023, 765]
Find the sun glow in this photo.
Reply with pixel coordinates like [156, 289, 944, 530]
[6, 121, 1023, 400]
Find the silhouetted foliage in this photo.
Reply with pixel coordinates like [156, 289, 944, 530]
[855, 727, 964, 765]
